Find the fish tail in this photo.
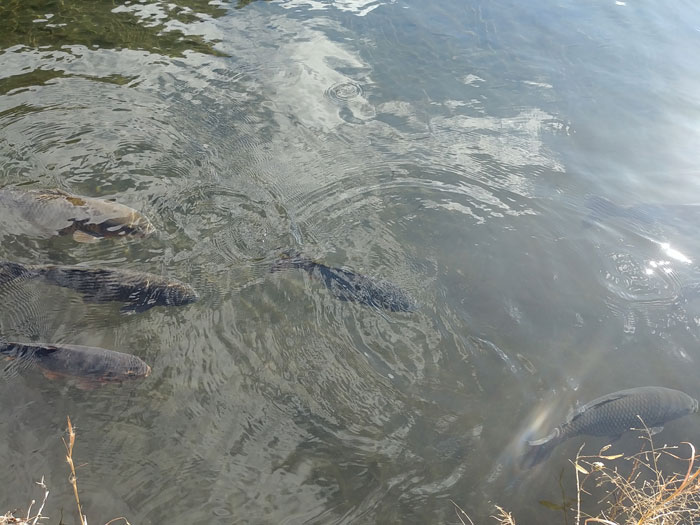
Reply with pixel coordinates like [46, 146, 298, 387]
[270, 250, 314, 273]
[0, 341, 22, 358]
[521, 428, 562, 468]
[0, 261, 40, 285]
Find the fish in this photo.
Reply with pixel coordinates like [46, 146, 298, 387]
[0, 341, 151, 385]
[271, 252, 417, 312]
[0, 261, 199, 314]
[0, 187, 155, 242]
[523, 387, 699, 468]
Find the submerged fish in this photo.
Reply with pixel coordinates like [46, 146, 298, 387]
[0, 341, 150, 385]
[271, 253, 417, 312]
[523, 387, 698, 468]
[0, 261, 199, 314]
[0, 187, 155, 242]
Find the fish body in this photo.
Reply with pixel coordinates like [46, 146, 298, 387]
[0, 261, 199, 314]
[271, 253, 416, 312]
[0, 261, 34, 286]
[523, 387, 698, 467]
[0, 341, 150, 384]
[0, 187, 155, 242]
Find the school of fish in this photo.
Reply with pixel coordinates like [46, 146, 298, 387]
[1, 186, 698, 477]
[0, 186, 415, 385]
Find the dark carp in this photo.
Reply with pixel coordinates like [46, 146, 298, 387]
[0, 261, 199, 314]
[0, 341, 151, 385]
[0, 187, 155, 242]
[271, 253, 417, 312]
[523, 387, 698, 467]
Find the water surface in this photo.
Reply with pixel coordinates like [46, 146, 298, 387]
[1, 0, 700, 523]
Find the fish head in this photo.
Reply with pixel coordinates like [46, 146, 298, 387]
[86, 360, 150, 384]
[125, 210, 156, 237]
[163, 280, 200, 307]
[81, 198, 156, 238]
[383, 289, 419, 312]
[115, 355, 151, 381]
[101, 209, 156, 238]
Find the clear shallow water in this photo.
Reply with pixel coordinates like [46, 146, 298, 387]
[1, 0, 700, 523]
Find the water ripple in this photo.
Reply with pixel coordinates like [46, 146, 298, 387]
[325, 81, 364, 102]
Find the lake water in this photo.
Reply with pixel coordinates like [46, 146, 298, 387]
[1, 0, 700, 523]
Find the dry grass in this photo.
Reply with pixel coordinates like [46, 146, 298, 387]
[484, 424, 700, 524]
[572, 427, 700, 524]
[0, 477, 48, 525]
[492, 505, 516, 525]
[2, 417, 131, 525]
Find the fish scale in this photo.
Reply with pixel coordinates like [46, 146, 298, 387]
[523, 387, 699, 468]
[0, 341, 151, 385]
[0, 261, 199, 314]
[0, 186, 155, 242]
[270, 252, 417, 312]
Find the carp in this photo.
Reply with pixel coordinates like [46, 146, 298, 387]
[271, 253, 417, 312]
[0, 341, 150, 385]
[0, 261, 199, 314]
[0, 187, 155, 242]
[523, 386, 698, 467]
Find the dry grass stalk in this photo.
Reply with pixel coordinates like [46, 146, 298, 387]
[572, 428, 700, 525]
[474, 424, 700, 524]
[492, 505, 516, 525]
[63, 415, 88, 525]
[0, 477, 49, 525]
[451, 499, 475, 525]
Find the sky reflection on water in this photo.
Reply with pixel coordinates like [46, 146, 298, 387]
[2, 0, 700, 523]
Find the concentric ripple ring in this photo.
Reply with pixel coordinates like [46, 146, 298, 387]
[326, 81, 363, 104]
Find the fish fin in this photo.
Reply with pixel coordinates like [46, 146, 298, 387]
[80, 294, 100, 303]
[521, 428, 561, 468]
[0, 261, 38, 285]
[65, 195, 87, 207]
[270, 251, 313, 273]
[649, 426, 664, 436]
[527, 428, 560, 447]
[119, 303, 152, 315]
[72, 230, 101, 243]
[568, 393, 630, 423]
[42, 370, 62, 381]
[75, 379, 99, 391]
[565, 403, 580, 423]
[36, 188, 70, 201]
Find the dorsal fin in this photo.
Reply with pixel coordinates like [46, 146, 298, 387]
[41, 188, 71, 197]
[72, 230, 101, 243]
[567, 392, 629, 423]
